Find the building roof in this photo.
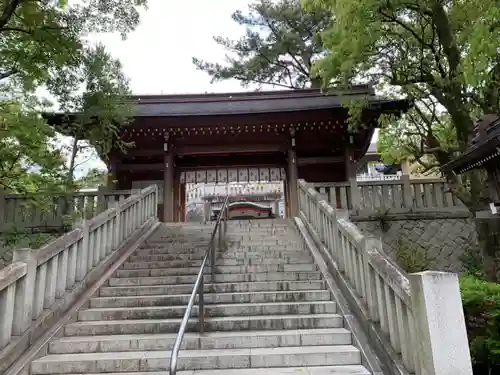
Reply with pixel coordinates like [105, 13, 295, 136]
[443, 114, 500, 174]
[43, 86, 410, 122]
[366, 142, 378, 155]
[128, 86, 407, 117]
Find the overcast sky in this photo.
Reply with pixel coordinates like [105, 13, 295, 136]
[75, 0, 377, 176]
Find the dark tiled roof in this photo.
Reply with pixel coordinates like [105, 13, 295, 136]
[43, 87, 410, 120]
[443, 114, 500, 174]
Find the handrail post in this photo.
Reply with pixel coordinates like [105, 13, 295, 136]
[223, 206, 228, 248]
[198, 277, 205, 334]
[218, 216, 223, 250]
[210, 239, 216, 284]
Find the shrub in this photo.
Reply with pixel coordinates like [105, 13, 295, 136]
[460, 275, 500, 373]
[392, 238, 436, 273]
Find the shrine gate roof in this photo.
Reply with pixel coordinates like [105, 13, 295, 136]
[126, 85, 407, 117]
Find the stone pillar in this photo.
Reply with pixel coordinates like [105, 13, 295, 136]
[273, 200, 280, 217]
[401, 159, 411, 175]
[345, 146, 360, 210]
[287, 149, 299, 217]
[204, 200, 211, 223]
[409, 271, 473, 375]
[163, 148, 174, 223]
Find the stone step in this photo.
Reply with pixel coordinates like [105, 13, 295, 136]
[78, 301, 337, 321]
[128, 250, 308, 261]
[108, 272, 322, 286]
[227, 237, 301, 243]
[121, 257, 312, 269]
[36, 366, 371, 375]
[31, 345, 361, 374]
[99, 280, 326, 297]
[227, 245, 304, 250]
[64, 313, 343, 336]
[90, 290, 330, 308]
[114, 264, 318, 277]
[48, 328, 352, 353]
[132, 246, 303, 254]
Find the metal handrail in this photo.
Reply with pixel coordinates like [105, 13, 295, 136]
[169, 195, 230, 375]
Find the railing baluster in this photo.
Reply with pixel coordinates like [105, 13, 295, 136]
[296, 178, 473, 375]
[0, 186, 158, 372]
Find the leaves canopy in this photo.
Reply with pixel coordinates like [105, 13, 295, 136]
[0, 0, 146, 193]
[76, 167, 108, 189]
[193, 0, 332, 89]
[304, 0, 500, 168]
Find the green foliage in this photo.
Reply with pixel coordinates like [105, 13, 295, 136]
[392, 238, 436, 273]
[0, 231, 56, 269]
[460, 275, 500, 372]
[76, 168, 109, 189]
[0, 94, 67, 194]
[52, 43, 135, 184]
[0, 0, 147, 91]
[304, 0, 500, 202]
[193, 0, 331, 89]
[460, 246, 486, 280]
[0, 0, 146, 236]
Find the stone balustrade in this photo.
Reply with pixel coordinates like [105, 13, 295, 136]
[0, 187, 133, 232]
[312, 175, 467, 215]
[298, 179, 473, 375]
[0, 185, 158, 372]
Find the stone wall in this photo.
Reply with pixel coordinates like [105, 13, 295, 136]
[353, 213, 478, 273]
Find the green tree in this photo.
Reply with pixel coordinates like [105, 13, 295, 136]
[0, 0, 145, 239]
[0, 0, 145, 193]
[51, 43, 134, 188]
[0, 0, 147, 90]
[0, 88, 68, 194]
[76, 168, 108, 189]
[193, 0, 331, 89]
[304, 0, 500, 205]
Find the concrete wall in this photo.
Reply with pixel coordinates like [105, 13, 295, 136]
[353, 213, 478, 273]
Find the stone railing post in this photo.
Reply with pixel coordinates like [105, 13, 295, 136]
[75, 220, 89, 282]
[409, 271, 473, 375]
[401, 174, 413, 209]
[97, 185, 107, 214]
[114, 202, 122, 249]
[11, 248, 36, 335]
[348, 177, 360, 211]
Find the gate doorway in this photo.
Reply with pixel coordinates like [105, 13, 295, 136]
[179, 167, 287, 222]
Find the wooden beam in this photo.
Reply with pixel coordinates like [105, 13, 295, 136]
[120, 144, 287, 158]
[116, 162, 285, 171]
[297, 156, 344, 166]
[117, 163, 164, 171]
[176, 144, 287, 156]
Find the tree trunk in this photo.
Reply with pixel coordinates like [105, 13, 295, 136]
[60, 137, 80, 225]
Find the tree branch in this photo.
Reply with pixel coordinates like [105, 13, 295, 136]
[0, 0, 22, 30]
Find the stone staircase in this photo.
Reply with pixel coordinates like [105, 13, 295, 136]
[30, 219, 371, 375]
